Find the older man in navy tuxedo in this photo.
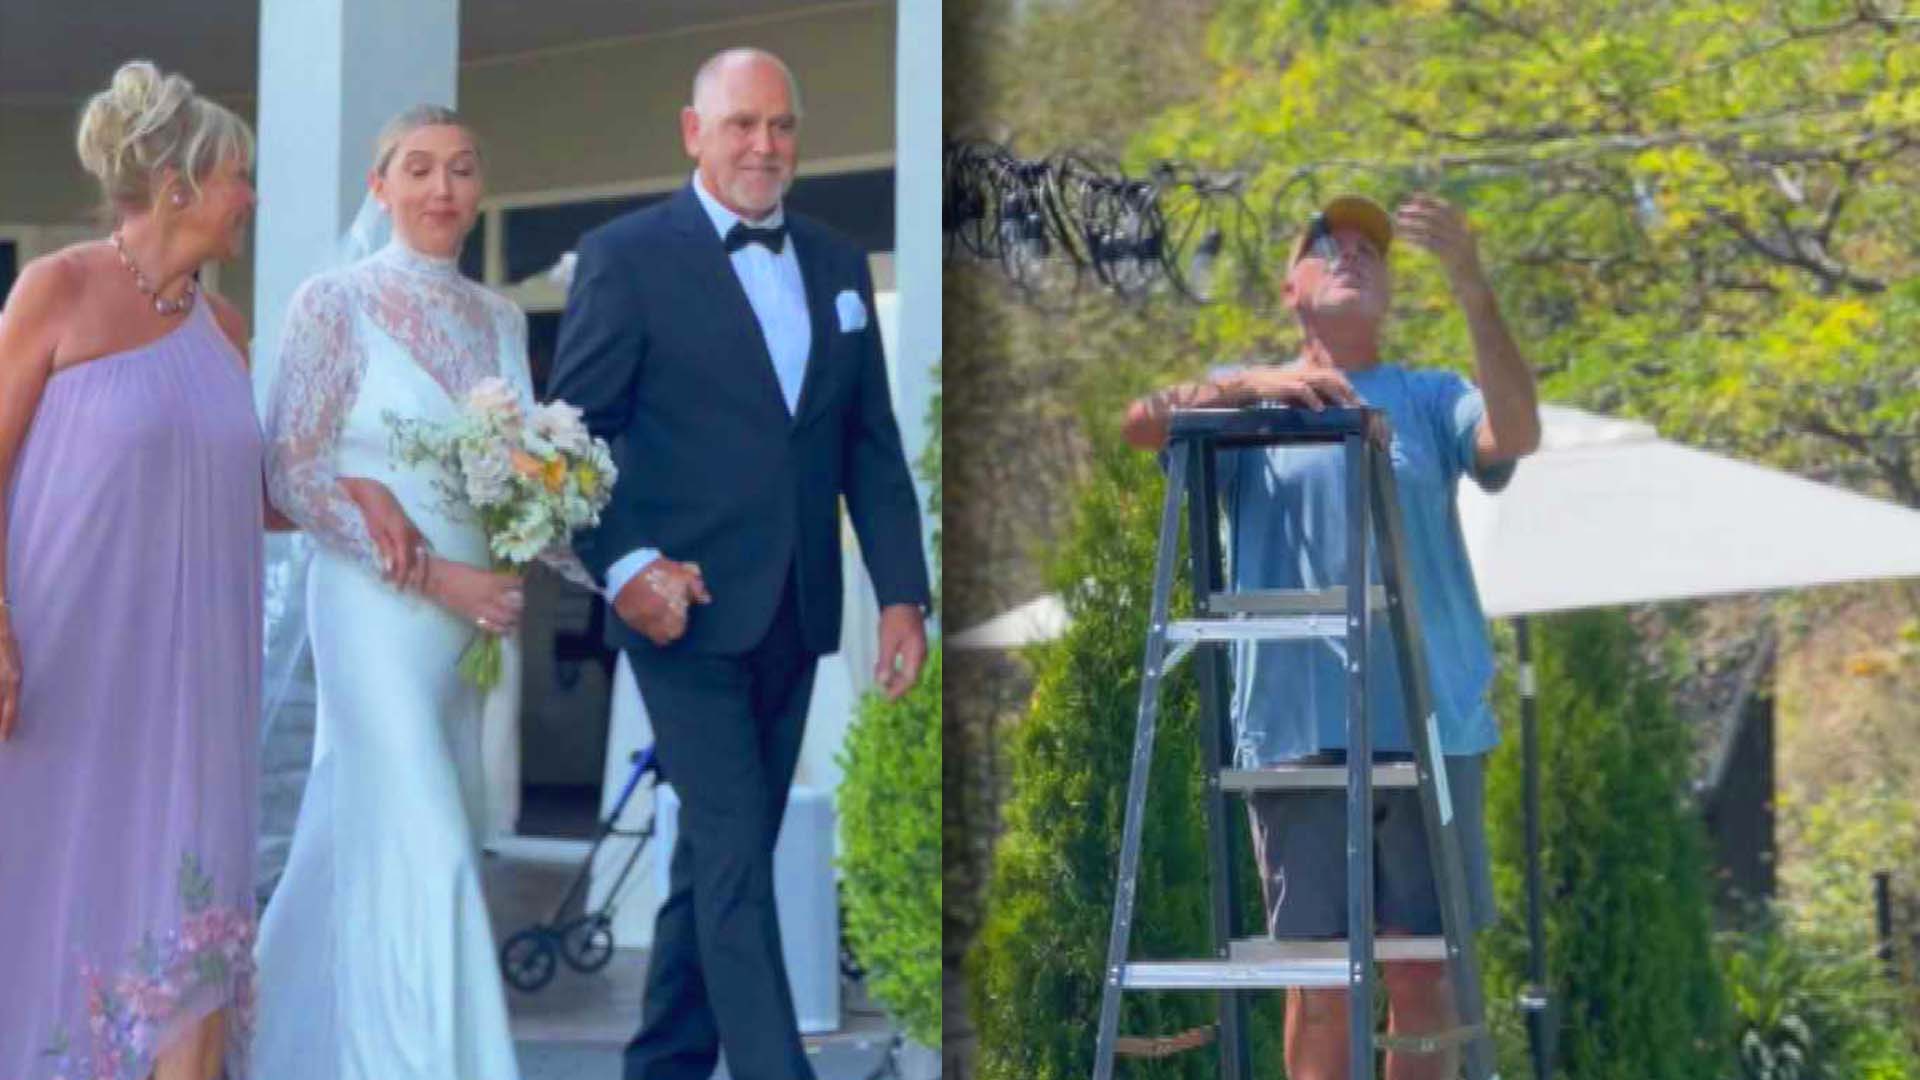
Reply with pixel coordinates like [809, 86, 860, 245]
[548, 47, 930, 1080]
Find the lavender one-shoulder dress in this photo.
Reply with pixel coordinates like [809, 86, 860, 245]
[0, 292, 264, 1080]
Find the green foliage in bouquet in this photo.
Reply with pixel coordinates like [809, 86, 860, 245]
[839, 646, 944, 1046]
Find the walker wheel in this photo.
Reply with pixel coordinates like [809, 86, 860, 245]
[501, 927, 559, 992]
[560, 916, 616, 973]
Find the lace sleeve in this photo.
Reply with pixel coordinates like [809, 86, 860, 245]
[496, 299, 602, 596]
[265, 276, 380, 568]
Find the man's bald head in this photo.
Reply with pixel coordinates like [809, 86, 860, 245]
[690, 48, 804, 120]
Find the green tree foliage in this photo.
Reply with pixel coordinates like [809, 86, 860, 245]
[969, 436, 1284, 1079]
[1144, 0, 1920, 503]
[1483, 611, 1728, 1077]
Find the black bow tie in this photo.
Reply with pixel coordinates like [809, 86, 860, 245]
[724, 221, 787, 255]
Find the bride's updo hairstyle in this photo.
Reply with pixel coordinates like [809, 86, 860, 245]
[371, 104, 482, 176]
[75, 60, 254, 215]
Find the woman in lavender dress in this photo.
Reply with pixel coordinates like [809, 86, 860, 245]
[0, 62, 264, 1080]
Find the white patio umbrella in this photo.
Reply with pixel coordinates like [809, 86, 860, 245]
[1460, 405, 1920, 615]
[951, 593, 1070, 650]
[954, 403, 1920, 1077]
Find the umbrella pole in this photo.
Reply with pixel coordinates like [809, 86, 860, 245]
[1517, 615, 1555, 1077]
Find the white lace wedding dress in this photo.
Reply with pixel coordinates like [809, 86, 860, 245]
[253, 240, 531, 1079]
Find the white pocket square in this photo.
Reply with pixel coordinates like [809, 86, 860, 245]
[835, 289, 868, 333]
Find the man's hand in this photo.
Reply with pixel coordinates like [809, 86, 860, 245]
[1216, 366, 1361, 412]
[1395, 193, 1486, 290]
[612, 558, 712, 646]
[874, 603, 927, 700]
[1398, 193, 1542, 461]
[1123, 366, 1363, 450]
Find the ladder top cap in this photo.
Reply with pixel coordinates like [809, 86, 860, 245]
[1168, 405, 1384, 445]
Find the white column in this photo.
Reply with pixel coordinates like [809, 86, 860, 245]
[892, 0, 941, 579]
[252, 0, 459, 394]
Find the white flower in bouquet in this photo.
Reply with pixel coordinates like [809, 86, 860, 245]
[560, 490, 594, 529]
[465, 377, 522, 429]
[493, 500, 557, 565]
[530, 400, 592, 456]
[460, 441, 516, 508]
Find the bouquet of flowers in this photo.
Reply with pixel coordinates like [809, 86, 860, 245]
[386, 376, 616, 690]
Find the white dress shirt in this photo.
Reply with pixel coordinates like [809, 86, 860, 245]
[605, 172, 813, 600]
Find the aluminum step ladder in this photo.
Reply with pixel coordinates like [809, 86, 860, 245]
[1092, 405, 1497, 1079]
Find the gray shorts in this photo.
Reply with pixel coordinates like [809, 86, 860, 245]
[1246, 753, 1495, 939]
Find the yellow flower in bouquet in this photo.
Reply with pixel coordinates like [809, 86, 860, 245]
[574, 463, 604, 500]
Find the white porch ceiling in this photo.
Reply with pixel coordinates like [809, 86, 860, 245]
[0, 0, 852, 100]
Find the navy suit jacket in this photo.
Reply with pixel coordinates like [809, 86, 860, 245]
[547, 185, 930, 657]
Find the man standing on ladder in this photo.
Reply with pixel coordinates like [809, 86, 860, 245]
[1120, 193, 1541, 1079]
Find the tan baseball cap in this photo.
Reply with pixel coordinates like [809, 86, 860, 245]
[1288, 194, 1394, 267]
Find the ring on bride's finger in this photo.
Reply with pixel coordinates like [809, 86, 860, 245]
[476, 617, 493, 632]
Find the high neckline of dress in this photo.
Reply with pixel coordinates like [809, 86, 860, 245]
[376, 240, 461, 278]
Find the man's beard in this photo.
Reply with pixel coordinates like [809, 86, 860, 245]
[729, 169, 792, 215]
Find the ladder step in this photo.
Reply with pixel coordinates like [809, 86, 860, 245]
[1120, 957, 1350, 989]
[1118, 937, 1450, 990]
[1220, 762, 1419, 792]
[1165, 614, 1348, 643]
[1205, 585, 1387, 617]
[1232, 936, 1450, 964]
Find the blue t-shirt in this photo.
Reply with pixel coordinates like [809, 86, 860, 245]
[1213, 362, 1514, 764]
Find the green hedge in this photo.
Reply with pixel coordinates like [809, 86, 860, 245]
[836, 366, 944, 1045]
[839, 645, 944, 1046]
[969, 440, 1283, 1079]
[1482, 610, 1726, 1078]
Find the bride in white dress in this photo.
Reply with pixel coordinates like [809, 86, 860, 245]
[254, 106, 536, 1079]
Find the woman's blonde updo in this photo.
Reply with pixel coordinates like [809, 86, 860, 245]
[371, 104, 480, 176]
[75, 60, 255, 212]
